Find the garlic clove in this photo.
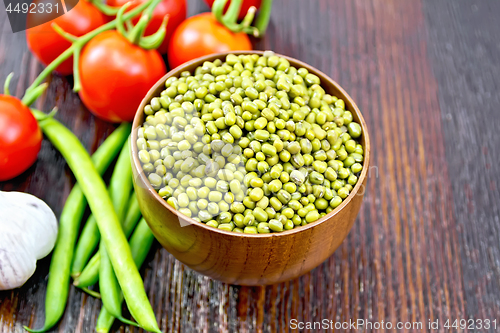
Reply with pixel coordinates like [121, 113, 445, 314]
[0, 191, 58, 290]
[0, 233, 37, 290]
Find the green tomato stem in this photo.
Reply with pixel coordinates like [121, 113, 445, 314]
[3, 72, 13, 96]
[116, 3, 131, 39]
[127, 0, 163, 45]
[239, 6, 258, 36]
[22, 0, 156, 100]
[254, 0, 273, 36]
[90, 0, 121, 16]
[72, 45, 82, 92]
[125, 20, 134, 31]
[211, 0, 266, 36]
[138, 15, 168, 50]
[51, 22, 78, 42]
[22, 83, 48, 107]
[212, 0, 225, 22]
[224, 0, 243, 24]
[213, 0, 240, 32]
[128, 16, 149, 44]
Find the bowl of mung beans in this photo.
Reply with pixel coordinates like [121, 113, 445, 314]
[131, 51, 370, 286]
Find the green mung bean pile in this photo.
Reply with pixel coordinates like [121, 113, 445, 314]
[136, 51, 364, 234]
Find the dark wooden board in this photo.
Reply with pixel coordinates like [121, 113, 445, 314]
[1, 0, 499, 332]
[422, 0, 500, 321]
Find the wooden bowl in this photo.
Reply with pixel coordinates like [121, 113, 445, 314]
[131, 51, 370, 286]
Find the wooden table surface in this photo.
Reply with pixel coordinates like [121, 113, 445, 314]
[1, 0, 500, 332]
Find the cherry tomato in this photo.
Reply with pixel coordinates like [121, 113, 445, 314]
[26, 0, 108, 75]
[107, 0, 186, 54]
[204, 0, 262, 20]
[0, 96, 42, 181]
[78, 31, 166, 123]
[168, 13, 252, 69]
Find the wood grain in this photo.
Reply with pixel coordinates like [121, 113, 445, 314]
[1, 0, 499, 332]
[422, 0, 500, 324]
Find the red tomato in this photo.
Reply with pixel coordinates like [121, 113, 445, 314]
[107, 0, 186, 54]
[204, 0, 262, 20]
[26, 0, 108, 75]
[168, 13, 252, 69]
[78, 31, 166, 123]
[0, 96, 42, 181]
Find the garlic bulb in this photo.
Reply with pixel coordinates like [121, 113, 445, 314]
[0, 191, 58, 290]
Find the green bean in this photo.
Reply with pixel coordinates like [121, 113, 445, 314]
[79, 286, 101, 299]
[100, 143, 143, 326]
[350, 153, 364, 163]
[269, 219, 284, 232]
[74, 193, 141, 288]
[218, 223, 234, 231]
[75, 142, 137, 321]
[72, 139, 134, 277]
[99, 242, 139, 327]
[338, 187, 350, 199]
[71, 215, 99, 278]
[277, 190, 291, 204]
[338, 167, 350, 179]
[330, 196, 343, 208]
[283, 182, 297, 193]
[95, 219, 155, 332]
[23, 123, 130, 333]
[257, 222, 271, 233]
[347, 122, 362, 138]
[343, 156, 355, 168]
[268, 179, 282, 193]
[249, 187, 264, 201]
[256, 196, 269, 210]
[73, 251, 100, 288]
[315, 198, 329, 210]
[345, 140, 356, 153]
[244, 226, 258, 234]
[31, 110, 161, 333]
[253, 207, 268, 222]
[351, 162, 363, 174]
[122, 193, 142, 236]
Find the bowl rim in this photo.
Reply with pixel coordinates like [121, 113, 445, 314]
[131, 50, 370, 238]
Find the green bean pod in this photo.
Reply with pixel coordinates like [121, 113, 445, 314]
[30, 110, 161, 333]
[99, 142, 137, 325]
[122, 193, 142, 237]
[72, 141, 134, 277]
[80, 286, 101, 299]
[73, 252, 100, 288]
[74, 193, 141, 288]
[96, 219, 155, 333]
[99, 242, 138, 327]
[108, 140, 134, 221]
[24, 123, 131, 333]
[71, 215, 99, 278]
